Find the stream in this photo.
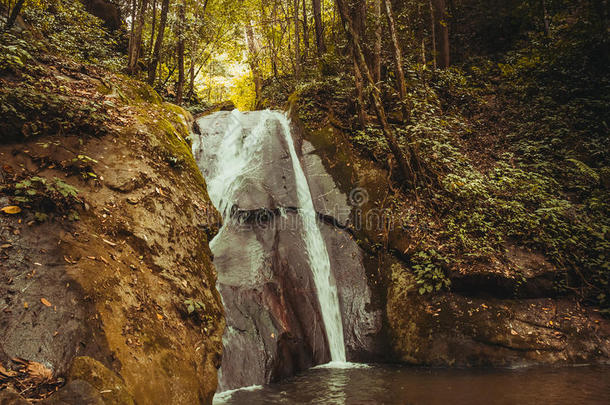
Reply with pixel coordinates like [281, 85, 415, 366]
[214, 364, 610, 404]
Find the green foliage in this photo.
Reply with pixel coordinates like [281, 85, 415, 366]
[22, 0, 124, 70]
[0, 31, 109, 142]
[11, 176, 81, 221]
[184, 299, 207, 315]
[411, 250, 451, 295]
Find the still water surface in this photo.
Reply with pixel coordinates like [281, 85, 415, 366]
[214, 364, 610, 405]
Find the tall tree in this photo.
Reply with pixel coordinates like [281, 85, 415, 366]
[432, 0, 450, 68]
[312, 0, 326, 56]
[128, 0, 149, 75]
[148, 0, 157, 57]
[383, 0, 410, 122]
[148, 0, 170, 85]
[302, 0, 309, 57]
[428, 0, 437, 69]
[294, 0, 301, 75]
[336, 0, 419, 188]
[348, 0, 368, 127]
[176, 0, 186, 104]
[373, 0, 382, 83]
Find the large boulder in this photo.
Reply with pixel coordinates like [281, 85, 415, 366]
[0, 72, 223, 404]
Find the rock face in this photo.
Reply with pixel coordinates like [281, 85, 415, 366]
[0, 74, 224, 404]
[297, 113, 610, 368]
[193, 111, 384, 391]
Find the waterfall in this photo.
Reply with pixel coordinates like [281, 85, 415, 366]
[276, 115, 346, 363]
[195, 109, 346, 363]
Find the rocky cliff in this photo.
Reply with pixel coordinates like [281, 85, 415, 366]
[0, 61, 224, 404]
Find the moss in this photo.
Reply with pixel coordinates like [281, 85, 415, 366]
[113, 75, 163, 105]
[68, 357, 135, 405]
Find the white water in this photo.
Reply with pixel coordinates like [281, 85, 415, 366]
[276, 114, 346, 362]
[197, 109, 346, 363]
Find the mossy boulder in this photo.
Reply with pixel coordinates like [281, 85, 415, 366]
[0, 67, 224, 404]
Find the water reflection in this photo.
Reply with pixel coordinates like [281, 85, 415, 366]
[215, 364, 610, 405]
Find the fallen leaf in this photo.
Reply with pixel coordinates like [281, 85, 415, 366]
[40, 298, 52, 307]
[23, 302, 29, 309]
[1, 244, 12, 249]
[156, 313, 163, 320]
[2, 164, 13, 173]
[1, 206, 21, 214]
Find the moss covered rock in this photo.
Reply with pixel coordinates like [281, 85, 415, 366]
[0, 67, 223, 404]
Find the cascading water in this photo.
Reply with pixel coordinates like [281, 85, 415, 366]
[276, 117, 346, 362]
[193, 109, 382, 393]
[195, 109, 345, 362]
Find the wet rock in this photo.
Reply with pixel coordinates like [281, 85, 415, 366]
[195, 111, 385, 391]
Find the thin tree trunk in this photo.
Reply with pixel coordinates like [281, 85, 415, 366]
[432, 0, 450, 68]
[336, 0, 418, 188]
[246, 22, 263, 108]
[129, 0, 149, 75]
[128, 0, 137, 70]
[149, 0, 157, 57]
[383, 0, 410, 123]
[312, 0, 326, 56]
[302, 0, 309, 57]
[294, 0, 301, 76]
[373, 0, 382, 83]
[349, 0, 368, 126]
[148, 0, 170, 86]
[428, 0, 437, 70]
[5, 0, 25, 30]
[176, 0, 186, 105]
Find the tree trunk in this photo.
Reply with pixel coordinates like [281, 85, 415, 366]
[294, 0, 301, 76]
[302, 0, 309, 57]
[373, 0, 382, 83]
[336, 0, 418, 188]
[5, 0, 25, 30]
[348, 0, 368, 126]
[432, 0, 450, 68]
[246, 22, 263, 108]
[129, 0, 149, 75]
[176, 0, 186, 105]
[428, 0, 437, 70]
[148, 0, 170, 86]
[383, 0, 410, 123]
[312, 0, 326, 56]
[149, 0, 157, 57]
[128, 0, 137, 70]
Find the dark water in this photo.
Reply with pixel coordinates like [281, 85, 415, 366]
[214, 364, 610, 405]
